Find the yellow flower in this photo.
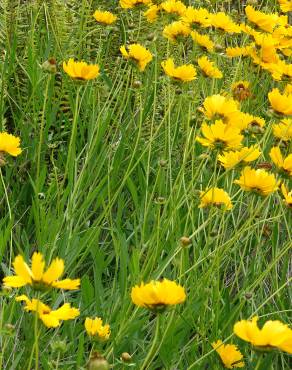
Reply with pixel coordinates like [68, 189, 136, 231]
[3, 252, 80, 290]
[226, 45, 254, 58]
[197, 56, 223, 79]
[93, 10, 117, 25]
[199, 188, 233, 210]
[272, 119, 292, 141]
[0, 132, 22, 157]
[163, 21, 190, 42]
[182, 7, 211, 27]
[268, 88, 292, 115]
[160, 0, 186, 16]
[228, 112, 265, 131]
[212, 340, 244, 369]
[16, 295, 80, 328]
[284, 84, 292, 95]
[234, 316, 292, 354]
[210, 12, 241, 33]
[120, 44, 152, 71]
[120, 0, 151, 9]
[63, 59, 100, 80]
[231, 81, 251, 101]
[131, 279, 186, 310]
[144, 4, 160, 23]
[200, 94, 239, 122]
[161, 58, 196, 82]
[245, 5, 287, 33]
[281, 183, 292, 208]
[218, 146, 261, 169]
[85, 317, 110, 341]
[269, 146, 292, 176]
[234, 166, 279, 196]
[278, 0, 292, 13]
[191, 31, 214, 52]
[196, 120, 243, 150]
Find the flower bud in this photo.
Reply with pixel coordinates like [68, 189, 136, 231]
[121, 352, 132, 362]
[41, 58, 57, 73]
[180, 236, 191, 247]
[88, 353, 110, 370]
[132, 80, 142, 88]
[50, 339, 67, 353]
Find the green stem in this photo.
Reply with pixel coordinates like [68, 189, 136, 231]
[140, 314, 161, 370]
[34, 309, 39, 370]
[254, 354, 263, 370]
[36, 76, 51, 193]
[0, 168, 13, 268]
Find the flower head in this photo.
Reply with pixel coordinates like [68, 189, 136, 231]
[163, 21, 190, 42]
[234, 316, 292, 354]
[93, 10, 117, 25]
[278, 0, 292, 13]
[85, 317, 110, 341]
[63, 59, 100, 80]
[16, 295, 80, 328]
[120, 0, 151, 9]
[234, 166, 279, 196]
[182, 7, 211, 27]
[144, 4, 160, 23]
[131, 279, 186, 311]
[281, 183, 292, 208]
[160, 0, 186, 16]
[212, 340, 244, 369]
[200, 94, 239, 122]
[273, 119, 292, 141]
[268, 88, 292, 115]
[231, 81, 251, 101]
[197, 56, 223, 79]
[245, 5, 287, 33]
[196, 120, 243, 150]
[199, 188, 233, 210]
[218, 146, 261, 169]
[210, 12, 241, 33]
[269, 147, 292, 176]
[0, 132, 22, 157]
[191, 31, 214, 52]
[161, 58, 196, 82]
[120, 44, 152, 71]
[3, 252, 80, 291]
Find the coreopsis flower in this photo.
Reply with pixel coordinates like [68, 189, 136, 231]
[144, 4, 160, 23]
[226, 45, 254, 58]
[161, 58, 196, 82]
[120, 44, 153, 71]
[210, 12, 241, 33]
[16, 295, 80, 328]
[93, 10, 117, 25]
[199, 188, 233, 210]
[191, 31, 214, 52]
[182, 7, 211, 27]
[273, 119, 292, 141]
[197, 56, 223, 79]
[231, 81, 251, 101]
[254, 34, 280, 64]
[0, 132, 22, 157]
[163, 21, 190, 42]
[218, 146, 261, 169]
[212, 340, 244, 369]
[85, 317, 110, 341]
[268, 88, 292, 115]
[196, 120, 243, 150]
[245, 5, 287, 33]
[120, 0, 151, 9]
[3, 252, 80, 290]
[131, 279, 186, 311]
[234, 166, 279, 196]
[63, 59, 100, 80]
[284, 84, 292, 94]
[234, 316, 292, 354]
[200, 95, 239, 123]
[281, 183, 292, 207]
[160, 0, 186, 16]
[278, 0, 292, 13]
[228, 112, 266, 132]
[269, 147, 292, 176]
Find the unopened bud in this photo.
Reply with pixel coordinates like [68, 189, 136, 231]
[132, 80, 142, 88]
[214, 43, 224, 52]
[41, 58, 57, 73]
[121, 352, 132, 362]
[180, 236, 191, 246]
[4, 323, 15, 332]
[246, 0, 258, 5]
[50, 339, 67, 353]
[159, 159, 167, 167]
[88, 352, 110, 370]
[147, 33, 156, 41]
[244, 292, 253, 300]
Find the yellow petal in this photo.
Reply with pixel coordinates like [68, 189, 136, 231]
[42, 258, 64, 284]
[52, 278, 80, 290]
[31, 252, 45, 281]
[13, 255, 33, 284]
